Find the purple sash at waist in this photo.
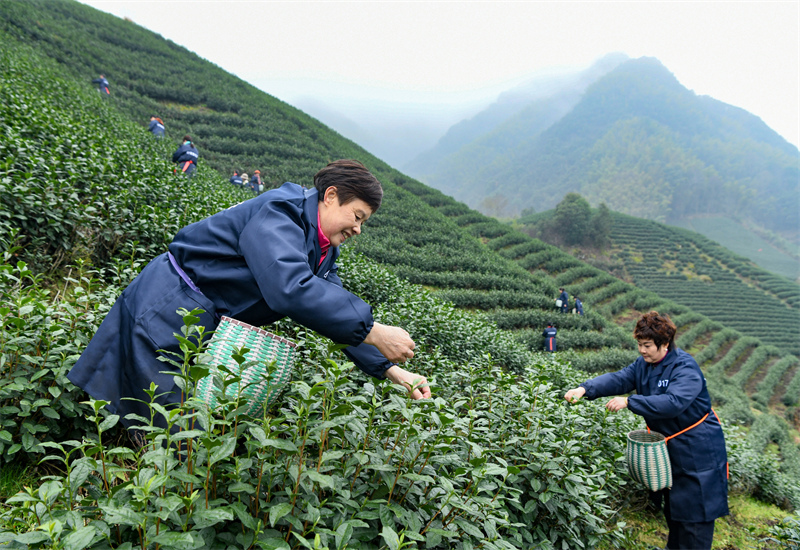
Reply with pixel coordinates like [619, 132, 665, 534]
[168, 251, 202, 294]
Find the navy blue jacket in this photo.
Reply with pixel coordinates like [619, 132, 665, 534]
[92, 77, 109, 94]
[68, 183, 393, 429]
[580, 348, 728, 522]
[249, 174, 262, 193]
[172, 142, 199, 166]
[558, 290, 568, 309]
[229, 174, 243, 186]
[575, 298, 583, 315]
[542, 326, 557, 352]
[148, 119, 165, 137]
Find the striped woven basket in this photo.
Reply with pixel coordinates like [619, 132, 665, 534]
[626, 429, 673, 491]
[195, 316, 297, 417]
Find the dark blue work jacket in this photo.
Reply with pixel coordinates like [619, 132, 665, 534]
[148, 119, 165, 137]
[542, 326, 557, 352]
[172, 143, 199, 166]
[559, 291, 569, 309]
[92, 77, 109, 94]
[580, 348, 728, 523]
[229, 175, 243, 186]
[575, 298, 583, 315]
[68, 183, 392, 429]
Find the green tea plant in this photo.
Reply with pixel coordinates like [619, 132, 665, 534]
[764, 513, 800, 549]
[0, 303, 640, 549]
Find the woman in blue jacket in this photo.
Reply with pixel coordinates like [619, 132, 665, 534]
[68, 160, 429, 433]
[557, 288, 569, 314]
[564, 311, 728, 550]
[542, 322, 557, 352]
[148, 116, 165, 139]
[172, 135, 199, 177]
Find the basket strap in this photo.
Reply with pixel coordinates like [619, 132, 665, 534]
[647, 409, 715, 443]
[646, 408, 729, 479]
[664, 412, 709, 443]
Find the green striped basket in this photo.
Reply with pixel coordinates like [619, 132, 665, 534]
[626, 429, 673, 491]
[195, 316, 297, 417]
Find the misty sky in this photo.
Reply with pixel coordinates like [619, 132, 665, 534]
[79, 1, 799, 165]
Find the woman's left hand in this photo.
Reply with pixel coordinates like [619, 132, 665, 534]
[605, 396, 628, 411]
[385, 365, 431, 400]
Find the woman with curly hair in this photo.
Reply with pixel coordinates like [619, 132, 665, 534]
[564, 311, 728, 550]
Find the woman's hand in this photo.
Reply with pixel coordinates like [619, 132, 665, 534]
[605, 396, 628, 411]
[363, 322, 415, 364]
[564, 387, 586, 403]
[385, 365, 431, 400]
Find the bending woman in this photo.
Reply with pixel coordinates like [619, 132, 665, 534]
[69, 159, 430, 432]
[564, 311, 728, 550]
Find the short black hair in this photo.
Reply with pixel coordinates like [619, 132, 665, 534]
[634, 311, 677, 349]
[314, 159, 383, 212]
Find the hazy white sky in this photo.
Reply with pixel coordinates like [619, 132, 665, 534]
[80, 1, 799, 150]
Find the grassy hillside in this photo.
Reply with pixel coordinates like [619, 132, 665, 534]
[0, 0, 384, 182]
[0, 35, 651, 549]
[1, 2, 799, 547]
[673, 216, 800, 281]
[605, 213, 799, 352]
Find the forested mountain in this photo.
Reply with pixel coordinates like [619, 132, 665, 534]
[403, 53, 627, 186]
[408, 56, 800, 238]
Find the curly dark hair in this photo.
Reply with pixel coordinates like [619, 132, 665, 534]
[314, 159, 383, 213]
[634, 311, 677, 349]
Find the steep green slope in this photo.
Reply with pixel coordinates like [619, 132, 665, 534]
[411, 56, 800, 237]
[0, 0, 381, 181]
[606, 213, 800, 354]
[674, 216, 800, 281]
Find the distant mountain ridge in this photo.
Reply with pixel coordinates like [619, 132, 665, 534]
[404, 53, 629, 178]
[407, 56, 800, 237]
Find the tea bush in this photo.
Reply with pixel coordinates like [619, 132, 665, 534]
[0, 264, 641, 549]
[765, 513, 800, 549]
[753, 356, 798, 407]
[556, 348, 641, 375]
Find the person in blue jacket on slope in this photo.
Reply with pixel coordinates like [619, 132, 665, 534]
[542, 322, 557, 352]
[148, 116, 165, 139]
[172, 135, 199, 177]
[557, 287, 569, 314]
[229, 169, 243, 186]
[564, 311, 728, 550]
[92, 74, 110, 97]
[68, 159, 430, 434]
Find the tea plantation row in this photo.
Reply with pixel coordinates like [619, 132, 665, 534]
[369, 179, 800, 416]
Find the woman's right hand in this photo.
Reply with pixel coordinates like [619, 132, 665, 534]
[564, 387, 586, 403]
[363, 322, 415, 364]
